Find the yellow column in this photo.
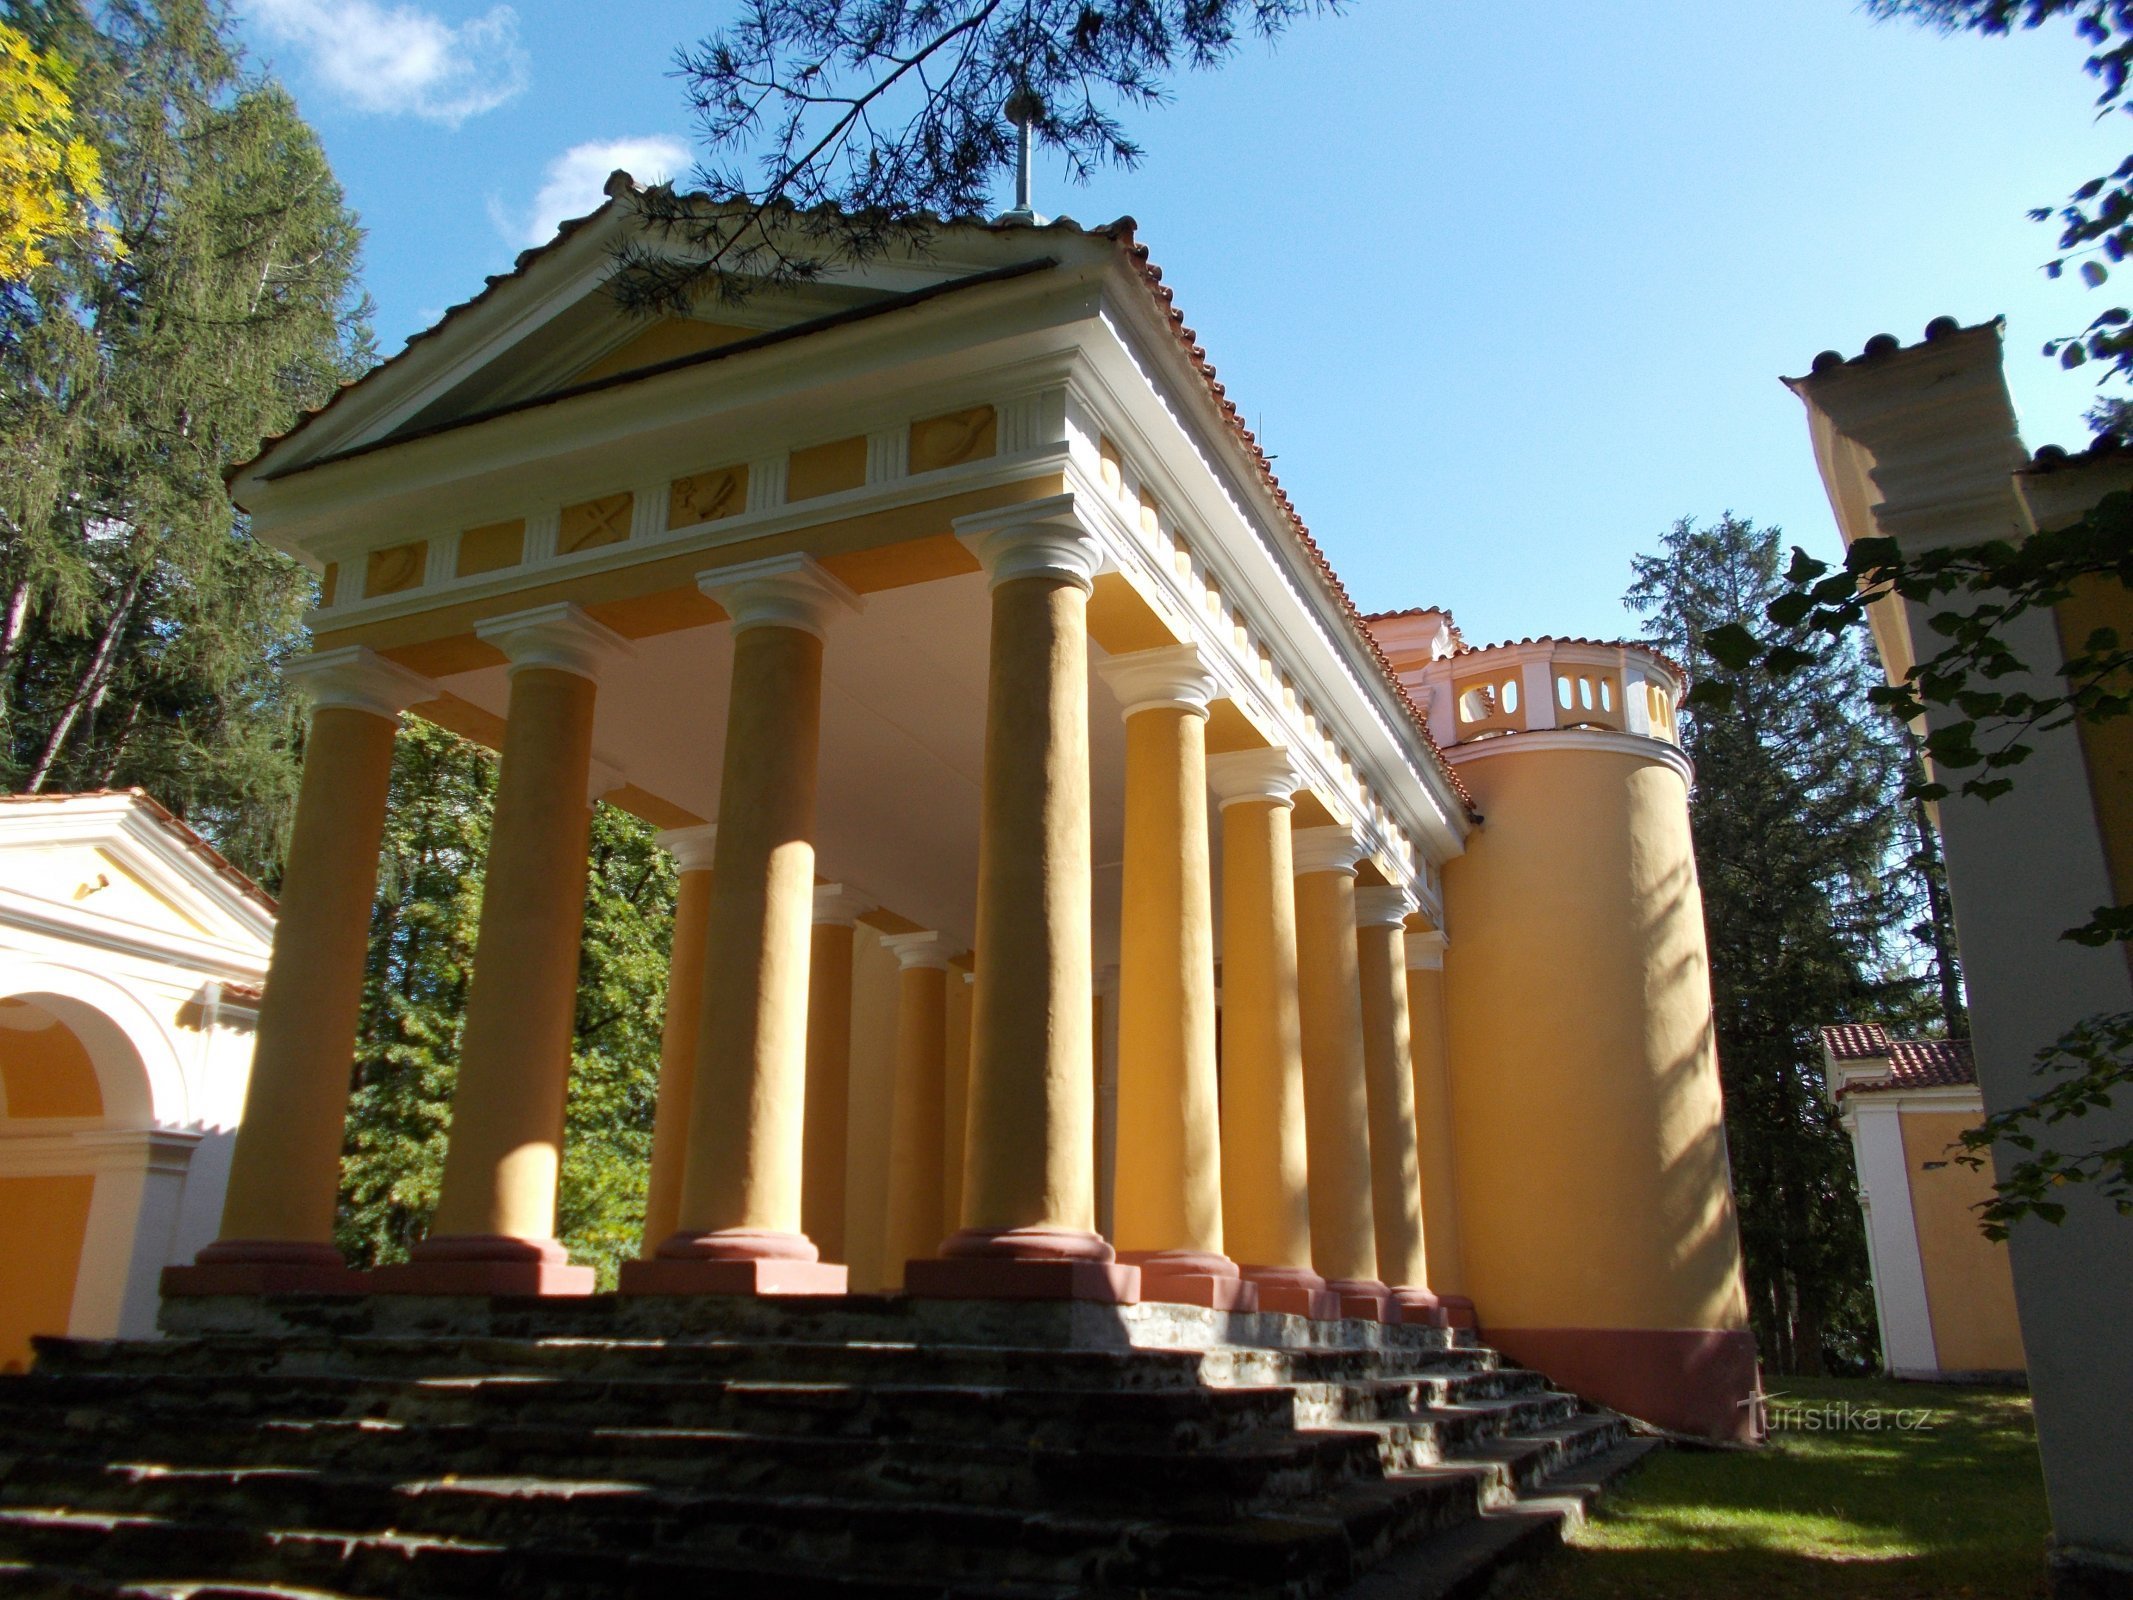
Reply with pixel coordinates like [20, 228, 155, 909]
[943, 968, 975, 1230]
[1405, 925, 1474, 1325]
[907, 495, 1133, 1302]
[640, 824, 718, 1257]
[627, 556, 858, 1295]
[1097, 645, 1248, 1309]
[169, 647, 433, 1296]
[386, 605, 628, 1295]
[1206, 748, 1337, 1320]
[1355, 884, 1441, 1326]
[804, 885, 869, 1266]
[882, 931, 952, 1287]
[1293, 824, 1390, 1319]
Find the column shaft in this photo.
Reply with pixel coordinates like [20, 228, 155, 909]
[803, 918, 858, 1263]
[905, 502, 1131, 1302]
[883, 942, 950, 1285]
[629, 556, 856, 1296]
[1406, 936, 1473, 1324]
[1111, 674, 1239, 1305]
[1214, 778, 1333, 1318]
[683, 621, 820, 1238]
[415, 664, 599, 1289]
[1294, 839, 1387, 1316]
[175, 701, 400, 1292]
[942, 971, 974, 1231]
[955, 575, 1096, 1240]
[1356, 894, 1438, 1324]
[642, 860, 713, 1256]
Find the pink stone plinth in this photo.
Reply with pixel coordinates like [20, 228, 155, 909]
[371, 1234, 594, 1297]
[1439, 1295, 1479, 1330]
[161, 1240, 362, 1297]
[619, 1257, 849, 1296]
[1120, 1250, 1259, 1313]
[1390, 1287, 1450, 1328]
[1240, 1263, 1342, 1320]
[1326, 1278, 1396, 1322]
[904, 1225, 1141, 1304]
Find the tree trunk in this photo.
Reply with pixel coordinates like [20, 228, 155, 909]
[27, 569, 143, 792]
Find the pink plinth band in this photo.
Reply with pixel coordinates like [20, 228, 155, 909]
[1120, 1250, 1260, 1313]
[162, 1239, 363, 1297]
[1239, 1263, 1342, 1320]
[1326, 1277, 1396, 1322]
[908, 1226, 1139, 1302]
[1390, 1286, 1450, 1328]
[652, 1228, 822, 1263]
[370, 1233, 595, 1296]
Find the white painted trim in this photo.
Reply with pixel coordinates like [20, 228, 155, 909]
[1848, 1099, 1938, 1375]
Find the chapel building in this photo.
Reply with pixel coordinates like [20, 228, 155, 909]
[162, 179, 1758, 1440]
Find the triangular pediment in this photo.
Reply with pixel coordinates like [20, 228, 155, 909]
[0, 794, 276, 956]
[235, 179, 1065, 487]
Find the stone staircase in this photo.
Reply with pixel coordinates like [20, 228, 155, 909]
[0, 1294, 1654, 1599]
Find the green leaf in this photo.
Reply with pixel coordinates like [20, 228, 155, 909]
[1700, 621, 1760, 671]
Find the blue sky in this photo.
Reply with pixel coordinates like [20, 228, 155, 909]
[233, 1, 2125, 644]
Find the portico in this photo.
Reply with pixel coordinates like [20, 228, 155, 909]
[156, 181, 1754, 1436]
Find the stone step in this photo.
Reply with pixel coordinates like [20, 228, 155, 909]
[1301, 1392, 1591, 1466]
[0, 1416, 1389, 1520]
[31, 1336, 1494, 1393]
[0, 1510, 1089, 1600]
[0, 1370, 1303, 1450]
[0, 1459, 1498, 1598]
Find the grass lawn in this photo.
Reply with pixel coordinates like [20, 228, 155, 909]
[1503, 1376, 2050, 1599]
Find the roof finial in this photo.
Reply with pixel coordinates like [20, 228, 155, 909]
[998, 88, 1046, 226]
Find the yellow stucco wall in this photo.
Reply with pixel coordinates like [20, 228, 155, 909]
[0, 1002, 104, 1119]
[1901, 1109, 2027, 1374]
[0, 1174, 94, 1372]
[1441, 743, 1750, 1334]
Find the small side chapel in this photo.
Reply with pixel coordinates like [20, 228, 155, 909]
[161, 176, 1757, 1440]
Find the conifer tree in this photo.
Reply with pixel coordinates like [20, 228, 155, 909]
[1627, 514, 1943, 1374]
[0, 0, 369, 876]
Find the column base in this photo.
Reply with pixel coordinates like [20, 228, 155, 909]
[1390, 1287, 1449, 1328]
[371, 1235, 594, 1297]
[905, 1226, 1141, 1304]
[1238, 1264, 1341, 1320]
[161, 1240, 363, 1298]
[620, 1257, 848, 1296]
[1438, 1294, 1479, 1330]
[1119, 1250, 1259, 1312]
[1325, 1277, 1396, 1322]
[1486, 1325, 1761, 1442]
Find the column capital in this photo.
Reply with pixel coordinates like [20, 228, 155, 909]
[1292, 824, 1366, 878]
[953, 493, 1105, 593]
[883, 930, 954, 971]
[1353, 885, 1419, 929]
[1095, 642, 1215, 720]
[699, 554, 862, 640]
[286, 645, 436, 720]
[1206, 747, 1302, 809]
[812, 882, 874, 926]
[655, 822, 719, 873]
[1405, 929, 1448, 970]
[475, 602, 634, 682]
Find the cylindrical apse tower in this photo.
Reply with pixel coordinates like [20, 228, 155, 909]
[1408, 636, 1756, 1441]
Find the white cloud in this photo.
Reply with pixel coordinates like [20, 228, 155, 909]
[498, 136, 691, 249]
[248, 0, 530, 125]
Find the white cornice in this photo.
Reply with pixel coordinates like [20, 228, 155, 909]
[1441, 726, 1696, 788]
[0, 890, 271, 983]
